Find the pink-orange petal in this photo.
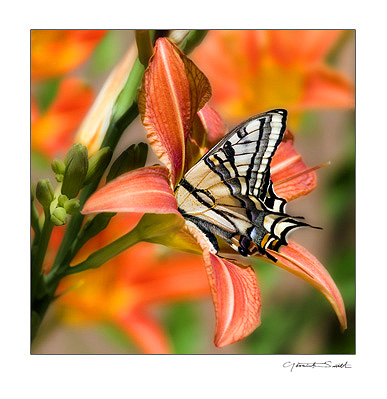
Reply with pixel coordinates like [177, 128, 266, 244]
[198, 104, 227, 145]
[301, 65, 355, 109]
[31, 30, 107, 80]
[191, 31, 249, 105]
[267, 241, 347, 331]
[271, 139, 317, 202]
[31, 78, 94, 157]
[129, 252, 209, 307]
[82, 166, 180, 215]
[203, 252, 261, 348]
[138, 38, 191, 186]
[115, 310, 171, 354]
[180, 46, 212, 122]
[268, 30, 344, 65]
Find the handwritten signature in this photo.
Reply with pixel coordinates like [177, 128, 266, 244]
[283, 361, 352, 372]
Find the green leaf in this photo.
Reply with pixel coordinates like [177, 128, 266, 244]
[33, 78, 61, 112]
[106, 143, 148, 182]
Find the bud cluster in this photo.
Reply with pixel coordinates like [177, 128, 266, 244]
[33, 144, 113, 227]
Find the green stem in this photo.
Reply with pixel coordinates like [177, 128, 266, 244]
[31, 202, 41, 241]
[31, 209, 53, 300]
[51, 180, 98, 271]
[64, 227, 141, 275]
[135, 30, 153, 67]
[179, 30, 208, 55]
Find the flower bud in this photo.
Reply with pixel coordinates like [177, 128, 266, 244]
[64, 198, 81, 215]
[55, 174, 63, 183]
[65, 143, 83, 166]
[61, 143, 88, 198]
[83, 147, 113, 186]
[106, 143, 148, 182]
[58, 194, 68, 207]
[51, 159, 66, 175]
[36, 179, 54, 208]
[50, 207, 67, 226]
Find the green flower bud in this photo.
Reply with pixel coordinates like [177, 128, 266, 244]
[64, 198, 81, 215]
[61, 143, 88, 199]
[106, 143, 148, 182]
[36, 179, 54, 208]
[58, 194, 68, 207]
[51, 159, 66, 175]
[65, 143, 83, 166]
[50, 207, 67, 226]
[55, 174, 63, 183]
[83, 147, 113, 186]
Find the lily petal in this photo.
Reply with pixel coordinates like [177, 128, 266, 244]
[198, 104, 227, 145]
[129, 251, 209, 306]
[76, 43, 137, 156]
[268, 30, 344, 65]
[267, 241, 347, 331]
[31, 78, 94, 157]
[31, 30, 107, 79]
[271, 135, 317, 202]
[185, 223, 261, 347]
[301, 65, 355, 109]
[139, 38, 190, 186]
[82, 166, 180, 215]
[138, 38, 211, 186]
[204, 252, 261, 347]
[115, 310, 171, 354]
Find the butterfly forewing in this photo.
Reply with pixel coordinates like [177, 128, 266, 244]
[175, 109, 309, 260]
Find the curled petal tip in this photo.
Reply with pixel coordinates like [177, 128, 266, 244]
[268, 241, 347, 332]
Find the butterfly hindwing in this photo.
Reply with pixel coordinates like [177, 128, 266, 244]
[175, 109, 309, 260]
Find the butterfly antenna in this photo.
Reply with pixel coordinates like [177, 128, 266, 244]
[273, 161, 331, 187]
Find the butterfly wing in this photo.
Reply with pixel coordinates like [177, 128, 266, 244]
[175, 109, 309, 261]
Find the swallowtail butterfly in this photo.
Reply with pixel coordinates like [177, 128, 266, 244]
[175, 109, 313, 262]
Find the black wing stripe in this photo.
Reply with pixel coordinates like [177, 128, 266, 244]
[175, 109, 314, 261]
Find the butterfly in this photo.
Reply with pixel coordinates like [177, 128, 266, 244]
[174, 109, 314, 262]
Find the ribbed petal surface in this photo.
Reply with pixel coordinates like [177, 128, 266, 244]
[204, 252, 261, 347]
[271, 133, 317, 201]
[198, 104, 227, 145]
[82, 166, 180, 215]
[138, 38, 211, 186]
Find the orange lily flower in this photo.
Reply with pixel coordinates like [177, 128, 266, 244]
[31, 30, 107, 80]
[31, 77, 94, 157]
[191, 30, 354, 126]
[56, 213, 209, 354]
[82, 38, 346, 347]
